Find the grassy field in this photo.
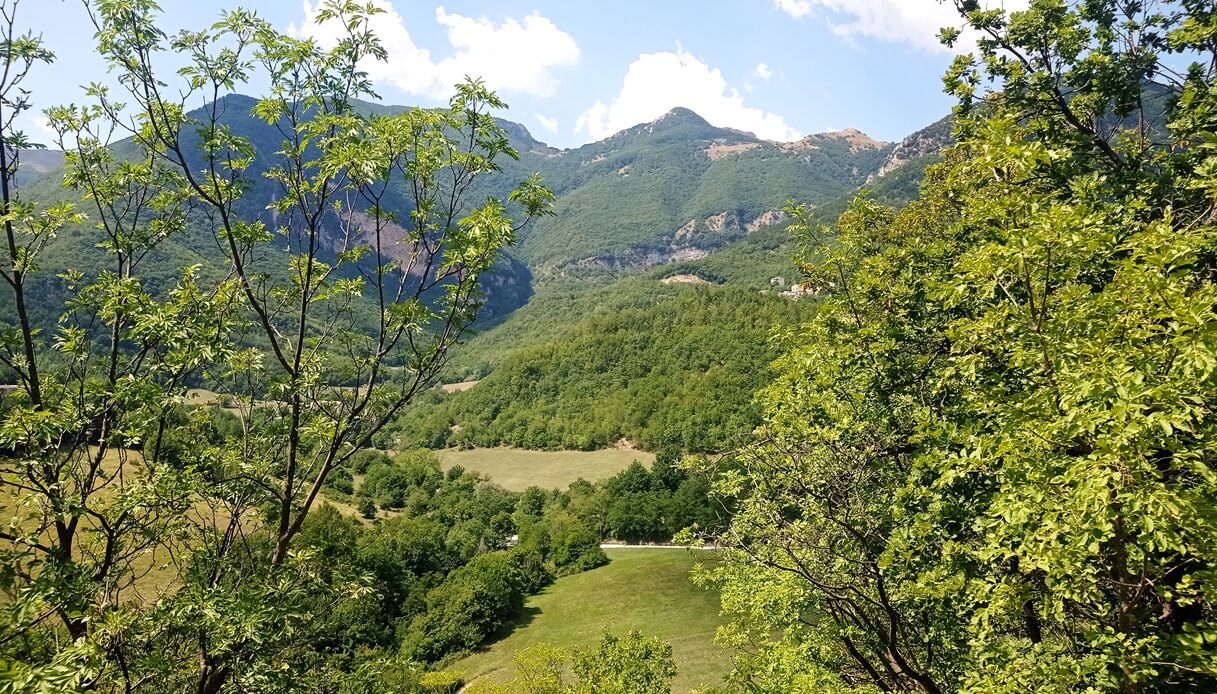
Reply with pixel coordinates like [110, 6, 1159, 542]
[453, 548, 731, 693]
[436, 447, 655, 491]
[440, 379, 480, 393]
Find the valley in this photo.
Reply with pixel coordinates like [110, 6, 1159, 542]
[5, 2, 1214, 692]
[0, 86, 942, 692]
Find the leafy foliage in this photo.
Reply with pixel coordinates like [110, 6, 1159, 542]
[463, 630, 677, 694]
[703, 1, 1217, 692]
[0, 0, 552, 690]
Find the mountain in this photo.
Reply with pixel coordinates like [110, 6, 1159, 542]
[5, 94, 948, 458]
[874, 115, 954, 179]
[14, 148, 65, 187]
[8, 95, 542, 328]
[10, 95, 936, 336]
[862, 80, 1178, 202]
[859, 114, 956, 203]
[499, 109, 894, 273]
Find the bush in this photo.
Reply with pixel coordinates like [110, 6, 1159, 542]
[418, 670, 463, 693]
[571, 631, 676, 694]
[402, 551, 527, 662]
[324, 467, 354, 495]
[507, 547, 553, 594]
[550, 521, 607, 576]
[358, 497, 377, 519]
[350, 448, 392, 474]
[360, 451, 443, 510]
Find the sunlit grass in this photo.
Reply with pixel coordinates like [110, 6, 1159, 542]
[452, 548, 730, 693]
[436, 447, 655, 491]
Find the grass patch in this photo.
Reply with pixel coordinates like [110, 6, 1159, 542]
[436, 447, 654, 491]
[440, 379, 480, 393]
[452, 548, 730, 693]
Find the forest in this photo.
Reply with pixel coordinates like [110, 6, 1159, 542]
[390, 283, 812, 452]
[2, 0, 1217, 693]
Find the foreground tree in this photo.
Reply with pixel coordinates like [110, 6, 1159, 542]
[702, 1, 1217, 692]
[0, 0, 551, 689]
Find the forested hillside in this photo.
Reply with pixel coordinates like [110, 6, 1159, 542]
[391, 283, 812, 452]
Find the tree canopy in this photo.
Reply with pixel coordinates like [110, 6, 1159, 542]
[0, 0, 551, 690]
[700, 1, 1217, 692]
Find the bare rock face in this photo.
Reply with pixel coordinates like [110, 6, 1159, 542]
[747, 210, 787, 233]
[704, 141, 762, 160]
[660, 273, 710, 285]
[568, 208, 790, 273]
[834, 128, 887, 152]
[496, 119, 560, 156]
[874, 115, 955, 179]
[704, 211, 738, 233]
[674, 219, 698, 243]
[677, 209, 784, 242]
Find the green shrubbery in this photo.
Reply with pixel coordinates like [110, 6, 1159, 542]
[274, 444, 723, 671]
[700, 3, 1217, 692]
[391, 284, 812, 453]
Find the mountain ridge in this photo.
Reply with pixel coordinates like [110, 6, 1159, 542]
[13, 95, 950, 308]
[472, 104, 893, 159]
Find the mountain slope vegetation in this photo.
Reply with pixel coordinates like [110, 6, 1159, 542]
[390, 281, 813, 452]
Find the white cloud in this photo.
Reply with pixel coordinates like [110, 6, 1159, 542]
[774, 0, 813, 18]
[291, 1, 579, 100]
[575, 47, 801, 142]
[31, 116, 57, 144]
[773, 0, 1027, 52]
[535, 114, 559, 134]
[754, 62, 774, 81]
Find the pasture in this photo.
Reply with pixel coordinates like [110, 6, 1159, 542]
[453, 548, 730, 692]
[436, 447, 654, 491]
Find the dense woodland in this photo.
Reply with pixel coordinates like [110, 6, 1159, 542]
[391, 284, 812, 452]
[2, 0, 1217, 693]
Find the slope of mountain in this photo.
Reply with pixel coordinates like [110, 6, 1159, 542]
[17, 95, 908, 275]
[14, 148, 65, 187]
[503, 108, 893, 272]
[874, 115, 954, 179]
[10, 94, 938, 340]
[389, 280, 814, 452]
[6, 94, 539, 330]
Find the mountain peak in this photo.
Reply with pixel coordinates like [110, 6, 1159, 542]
[781, 127, 888, 152]
[814, 128, 886, 148]
[494, 119, 559, 156]
[636, 107, 712, 132]
[657, 107, 707, 123]
[602, 107, 762, 145]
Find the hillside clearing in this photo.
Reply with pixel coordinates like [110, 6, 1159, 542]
[436, 447, 654, 491]
[452, 548, 729, 693]
[440, 380, 480, 393]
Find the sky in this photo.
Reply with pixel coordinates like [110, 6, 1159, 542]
[13, 0, 1005, 150]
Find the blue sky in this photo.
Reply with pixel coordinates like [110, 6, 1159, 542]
[16, 0, 995, 149]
